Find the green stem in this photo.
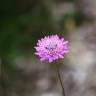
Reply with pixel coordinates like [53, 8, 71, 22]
[57, 67, 66, 96]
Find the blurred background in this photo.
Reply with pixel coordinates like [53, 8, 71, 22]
[0, 0, 96, 96]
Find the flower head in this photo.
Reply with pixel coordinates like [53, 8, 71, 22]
[34, 34, 69, 63]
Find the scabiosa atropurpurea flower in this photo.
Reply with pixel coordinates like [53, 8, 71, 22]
[34, 34, 69, 63]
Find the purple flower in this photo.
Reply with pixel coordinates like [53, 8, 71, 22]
[34, 35, 69, 63]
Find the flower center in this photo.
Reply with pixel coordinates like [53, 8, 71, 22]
[45, 44, 57, 52]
